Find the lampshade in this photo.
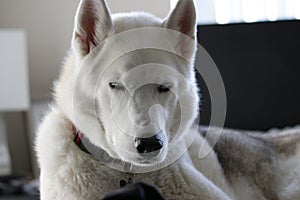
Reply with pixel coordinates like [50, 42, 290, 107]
[0, 30, 29, 111]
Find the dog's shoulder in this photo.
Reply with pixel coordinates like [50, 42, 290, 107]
[35, 108, 73, 169]
[36, 108, 125, 199]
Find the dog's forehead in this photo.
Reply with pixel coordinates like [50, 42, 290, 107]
[97, 47, 191, 91]
[109, 49, 181, 75]
[112, 12, 163, 33]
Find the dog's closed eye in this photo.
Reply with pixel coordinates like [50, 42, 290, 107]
[158, 85, 171, 93]
[109, 82, 124, 90]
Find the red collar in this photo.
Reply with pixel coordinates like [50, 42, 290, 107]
[72, 125, 90, 154]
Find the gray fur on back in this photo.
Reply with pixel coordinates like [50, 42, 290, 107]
[200, 128, 280, 200]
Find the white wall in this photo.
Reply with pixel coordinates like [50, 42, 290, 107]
[0, 0, 170, 100]
[0, 0, 79, 100]
[109, 0, 170, 18]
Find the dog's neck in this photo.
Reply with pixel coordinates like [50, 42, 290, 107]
[71, 125, 118, 164]
[72, 125, 135, 188]
[72, 125, 138, 169]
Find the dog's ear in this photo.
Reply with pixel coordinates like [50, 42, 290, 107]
[72, 0, 113, 57]
[164, 0, 196, 39]
[164, 0, 197, 61]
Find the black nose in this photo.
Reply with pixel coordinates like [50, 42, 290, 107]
[135, 135, 163, 154]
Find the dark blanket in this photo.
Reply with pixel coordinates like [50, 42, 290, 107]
[102, 182, 165, 200]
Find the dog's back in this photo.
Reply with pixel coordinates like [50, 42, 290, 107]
[196, 127, 300, 200]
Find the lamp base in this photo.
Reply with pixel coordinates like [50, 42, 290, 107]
[0, 113, 12, 175]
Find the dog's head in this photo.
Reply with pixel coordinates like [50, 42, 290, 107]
[56, 0, 199, 167]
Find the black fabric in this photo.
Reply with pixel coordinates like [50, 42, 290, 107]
[102, 182, 165, 200]
[197, 20, 300, 130]
[0, 176, 39, 199]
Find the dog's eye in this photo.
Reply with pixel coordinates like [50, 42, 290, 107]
[109, 82, 123, 90]
[158, 85, 170, 93]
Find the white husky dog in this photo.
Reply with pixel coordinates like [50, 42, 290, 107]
[36, 0, 300, 199]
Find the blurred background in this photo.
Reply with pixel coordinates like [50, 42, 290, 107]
[0, 0, 299, 199]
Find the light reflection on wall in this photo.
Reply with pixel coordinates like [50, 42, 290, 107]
[170, 0, 300, 24]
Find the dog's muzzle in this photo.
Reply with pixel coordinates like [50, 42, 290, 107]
[134, 135, 163, 156]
